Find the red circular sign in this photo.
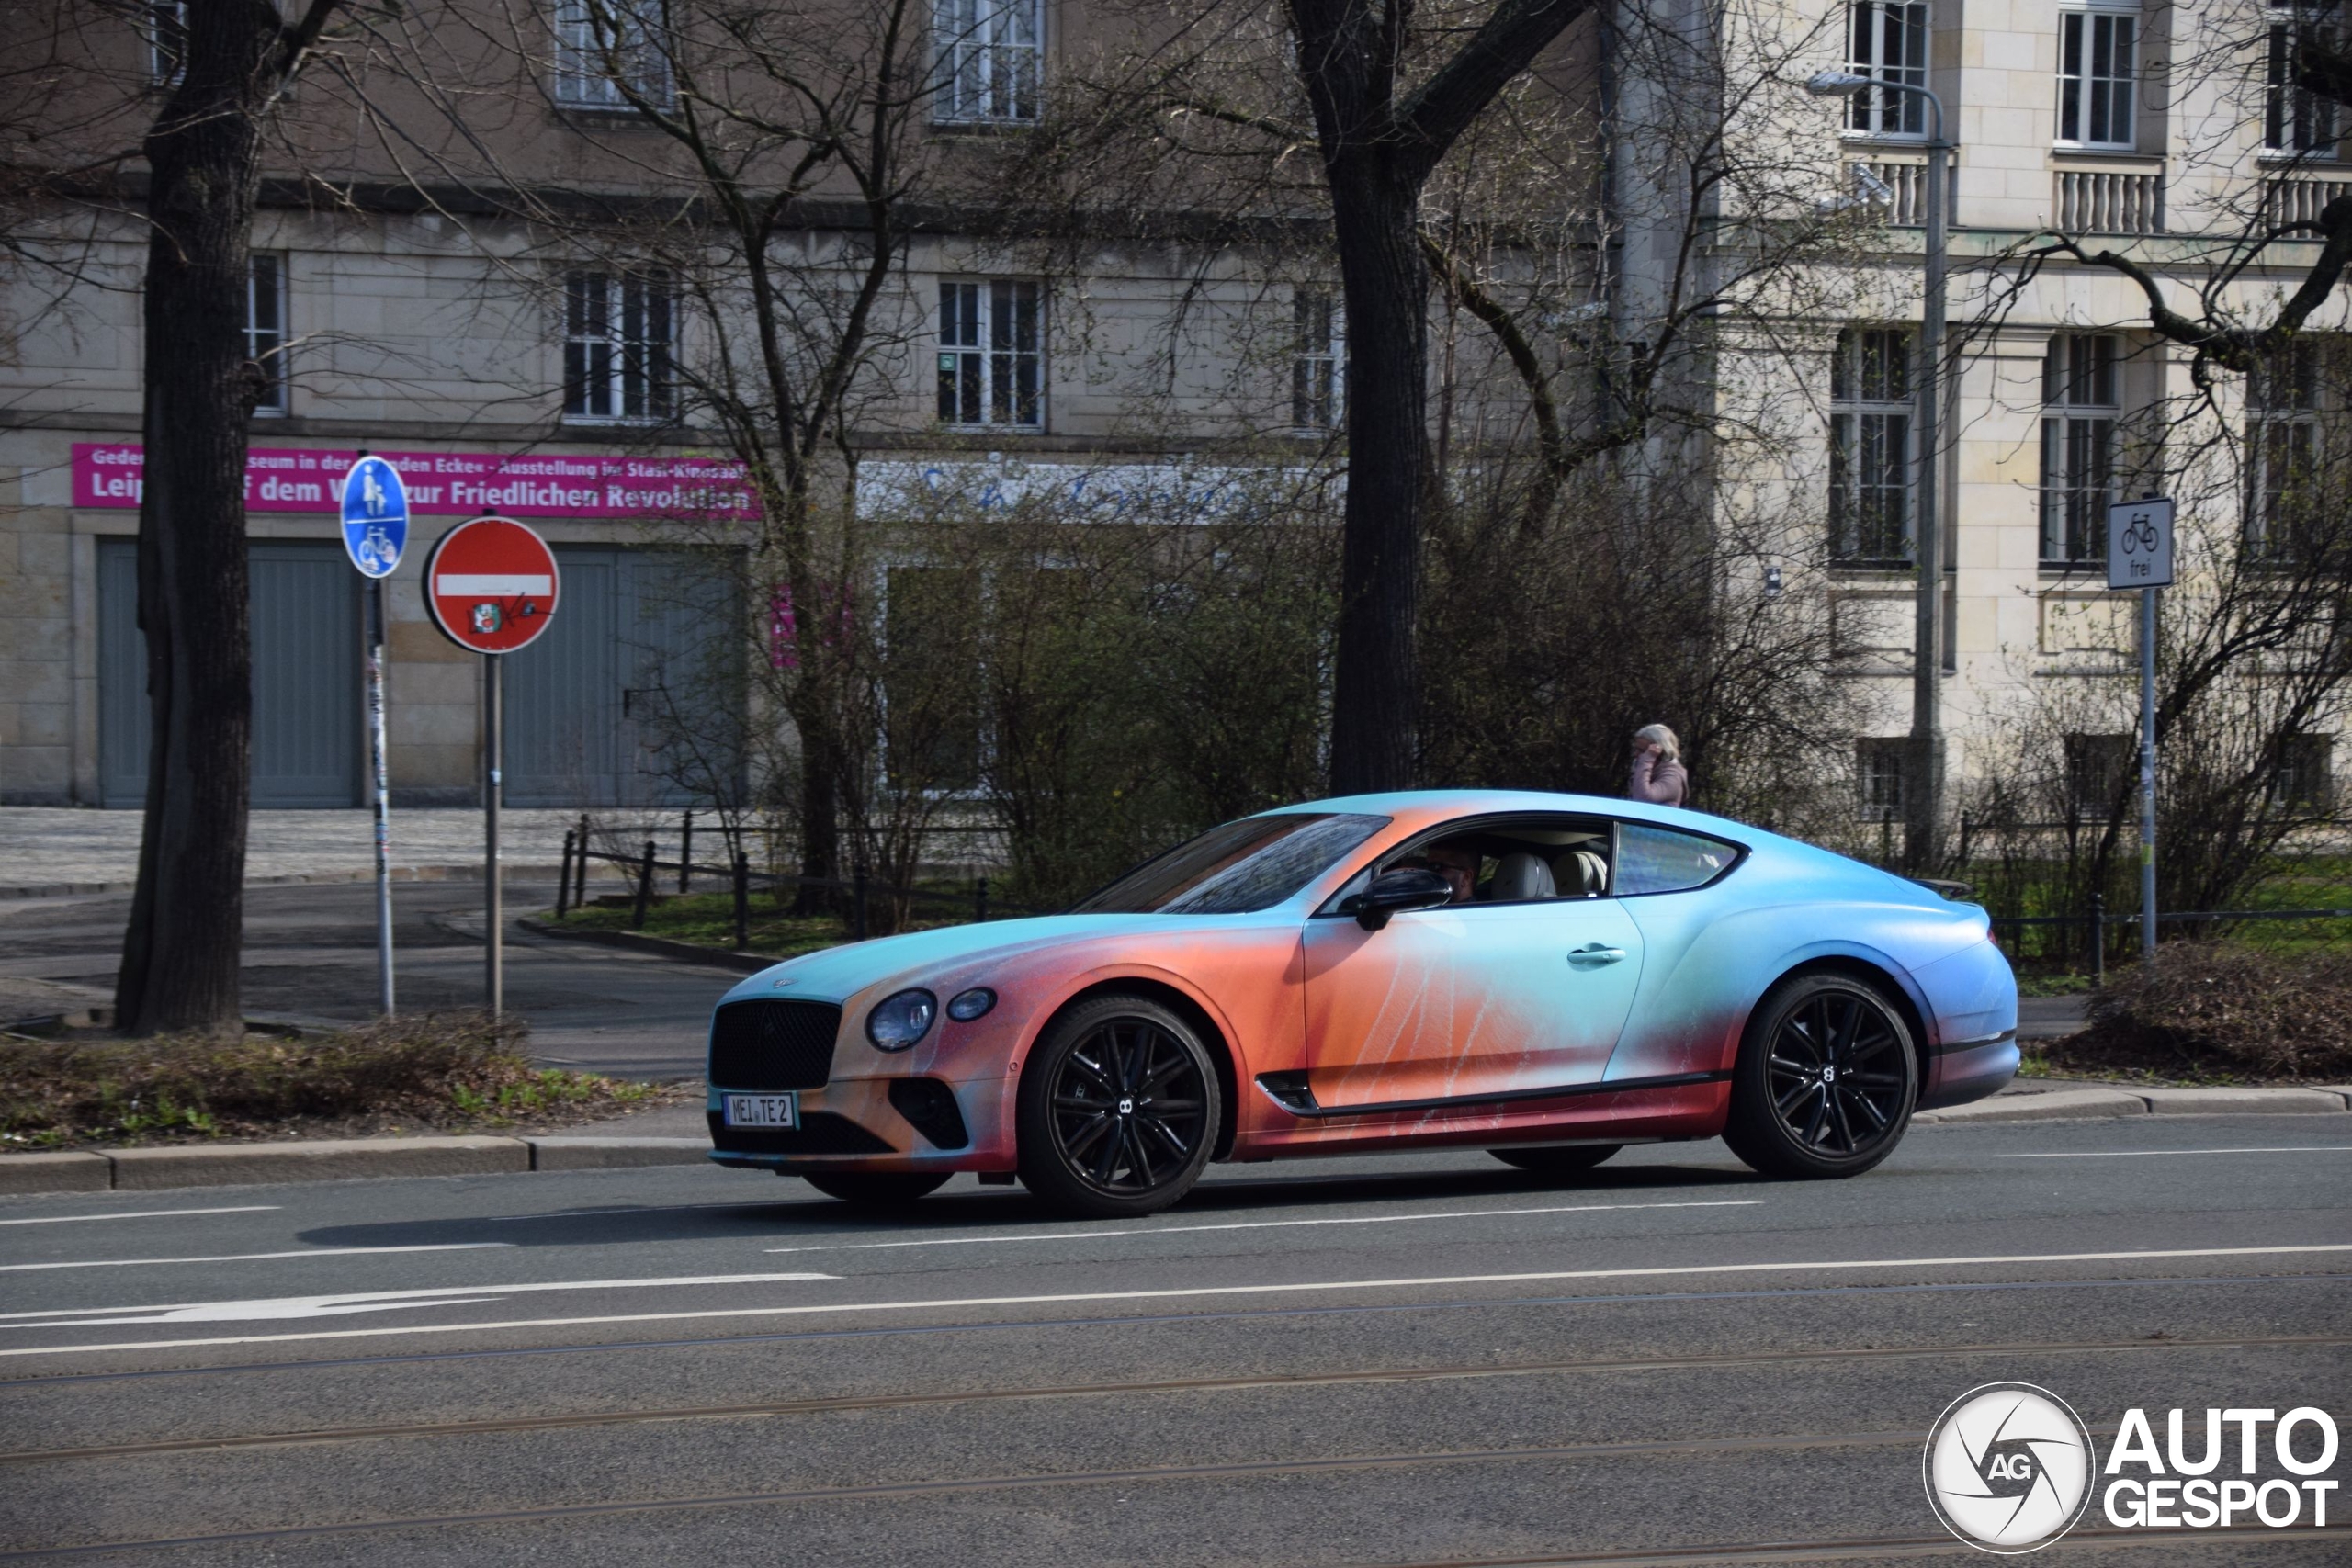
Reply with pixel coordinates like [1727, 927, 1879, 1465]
[424, 516, 560, 654]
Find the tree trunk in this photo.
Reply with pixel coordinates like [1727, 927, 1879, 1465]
[1326, 160, 1430, 795]
[114, 7, 284, 1035]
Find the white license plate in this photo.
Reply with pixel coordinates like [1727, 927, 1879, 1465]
[724, 1092, 798, 1129]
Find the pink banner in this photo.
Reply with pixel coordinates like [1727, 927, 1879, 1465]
[73, 443, 760, 520]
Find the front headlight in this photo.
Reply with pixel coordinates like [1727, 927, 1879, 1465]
[865, 988, 937, 1051]
[947, 987, 997, 1021]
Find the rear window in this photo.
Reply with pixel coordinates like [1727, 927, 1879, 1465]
[1616, 823, 1739, 895]
[1071, 814, 1389, 915]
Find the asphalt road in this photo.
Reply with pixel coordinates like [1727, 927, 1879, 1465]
[0, 881, 734, 1077]
[0, 1115, 2346, 1564]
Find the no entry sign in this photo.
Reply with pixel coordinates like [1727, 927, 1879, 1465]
[423, 516, 560, 654]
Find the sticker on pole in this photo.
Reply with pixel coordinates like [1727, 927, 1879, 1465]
[340, 457, 409, 578]
[424, 516, 560, 654]
[2107, 497, 2174, 590]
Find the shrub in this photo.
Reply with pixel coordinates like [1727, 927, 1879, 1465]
[2070, 943, 2352, 1080]
[0, 1012, 662, 1147]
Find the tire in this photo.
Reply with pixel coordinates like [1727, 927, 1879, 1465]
[1488, 1144, 1623, 1175]
[796, 1170, 951, 1205]
[1017, 992, 1222, 1219]
[1723, 971, 1917, 1180]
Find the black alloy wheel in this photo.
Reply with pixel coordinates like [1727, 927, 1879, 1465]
[1488, 1144, 1623, 1176]
[1017, 993, 1221, 1218]
[796, 1170, 951, 1205]
[1724, 972, 1917, 1179]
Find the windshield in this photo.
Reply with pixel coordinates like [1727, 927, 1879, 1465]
[1070, 814, 1389, 915]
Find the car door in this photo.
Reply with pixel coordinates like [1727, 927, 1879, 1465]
[1301, 885, 1646, 1112]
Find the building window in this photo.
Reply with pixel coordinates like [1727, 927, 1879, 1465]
[553, 0, 673, 110]
[2269, 731, 2335, 811]
[2267, 2, 2340, 153]
[932, 0, 1043, 125]
[2040, 333, 2119, 566]
[1846, 2, 1929, 138]
[2064, 732, 2133, 818]
[145, 1, 186, 86]
[2247, 338, 2326, 558]
[1858, 739, 1907, 820]
[247, 254, 288, 416]
[2057, 8, 2136, 148]
[1293, 291, 1342, 433]
[1830, 327, 1914, 563]
[563, 270, 674, 423]
[937, 279, 1042, 428]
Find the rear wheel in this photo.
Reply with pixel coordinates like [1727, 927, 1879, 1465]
[1723, 972, 1917, 1179]
[796, 1170, 950, 1205]
[1488, 1145, 1622, 1175]
[1017, 993, 1221, 1219]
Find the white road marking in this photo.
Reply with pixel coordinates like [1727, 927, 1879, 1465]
[0, 1272, 840, 1329]
[763, 1200, 1763, 1255]
[0, 1206, 280, 1227]
[6, 1244, 2345, 1359]
[1996, 1146, 2352, 1159]
[0, 1244, 514, 1274]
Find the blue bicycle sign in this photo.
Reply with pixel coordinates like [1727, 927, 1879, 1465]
[340, 456, 410, 580]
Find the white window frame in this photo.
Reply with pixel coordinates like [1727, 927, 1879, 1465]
[2246, 339, 2326, 556]
[553, 0, 674, 111]
[1292, 289, 1343, 434]
[1857, 739, 1907, 821]
[1845, 2, 1930, 140]
[936, 278, 1044, 430]
[932, 0, 1043, 126]
[145, 1, 186, 86]
[2056, 5, 2138, 150]
[562, 269, 675, 424]
[1829, 326, 1916, 563]
[247, 253, 288, 417]
[2267, 1, 2341, 155]
[2040, 333, 2120, 565]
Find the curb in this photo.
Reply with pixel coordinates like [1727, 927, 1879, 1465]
[516, 917, 778, 973]
[0, 1136, 709, 1195]
[1915, 1085, 2352, 1125]
[0, 864, 609, 901]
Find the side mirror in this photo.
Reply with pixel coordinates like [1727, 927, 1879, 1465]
[1354, 867, 1453, 931]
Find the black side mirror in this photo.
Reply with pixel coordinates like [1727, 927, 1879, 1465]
[1354, 867, 1453, 931]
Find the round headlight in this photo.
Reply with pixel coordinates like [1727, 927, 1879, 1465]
[947, 987, 997, 1022]
[865, 988, 937, 1051]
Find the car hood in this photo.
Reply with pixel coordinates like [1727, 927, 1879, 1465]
[720, 913, 1241, 1006]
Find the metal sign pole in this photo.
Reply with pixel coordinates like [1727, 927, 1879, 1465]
[484, 652, 503, 1015]
[2140, 584, 2159, 962]
[367, 577, 395, 1014]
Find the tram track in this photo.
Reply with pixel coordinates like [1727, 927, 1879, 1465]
[4, 1331, 2339, 1466]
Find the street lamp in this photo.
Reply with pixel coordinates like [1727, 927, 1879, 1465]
[1808, 69, 1951, 872]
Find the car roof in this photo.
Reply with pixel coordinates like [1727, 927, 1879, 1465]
[1260, 788, 1750, 840]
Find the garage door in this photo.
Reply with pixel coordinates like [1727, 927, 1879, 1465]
[501, 547, 741, 807]
[98, 538, 361, 808]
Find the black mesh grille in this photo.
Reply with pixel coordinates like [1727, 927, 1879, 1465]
[888, 1077, 971, 1150]
[708, 1000, 841, 1089]
[707, 1110, 895, 1156]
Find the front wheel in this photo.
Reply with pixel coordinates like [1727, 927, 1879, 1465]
[796, 1170, 950, 1206]
[1017, 993, 1221, 1218]
[1488, 1145, 1622, 1175]
[1723, 972, 1917, 1179]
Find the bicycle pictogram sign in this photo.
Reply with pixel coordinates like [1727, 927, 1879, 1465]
[2106, 497, 2174, 590]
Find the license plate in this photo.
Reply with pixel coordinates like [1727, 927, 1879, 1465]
[724, 1092, 798, 1129]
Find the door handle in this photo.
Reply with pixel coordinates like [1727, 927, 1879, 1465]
[1567, 943, 1626, 966]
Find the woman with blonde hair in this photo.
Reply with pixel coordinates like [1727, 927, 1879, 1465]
[1627, 723, 1687, 807]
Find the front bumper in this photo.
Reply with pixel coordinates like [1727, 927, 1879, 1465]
[706, 1073, 1016, 1173]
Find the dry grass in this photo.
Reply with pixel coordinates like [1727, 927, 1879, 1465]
[2057, 942, 2352, 1082]
[0, 1011, 681, 1150]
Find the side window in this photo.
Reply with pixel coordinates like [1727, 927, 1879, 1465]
[1615, 823, 1736, 896]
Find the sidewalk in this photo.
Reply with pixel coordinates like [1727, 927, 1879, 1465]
[0, 807, 662, 897]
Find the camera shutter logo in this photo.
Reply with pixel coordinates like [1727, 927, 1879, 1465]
[1924, 1382, 2096, 1553]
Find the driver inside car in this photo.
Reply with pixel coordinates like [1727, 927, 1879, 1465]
[1395, 841, 1482, 903]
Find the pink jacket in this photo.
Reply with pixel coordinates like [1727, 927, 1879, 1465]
[1628, 750, 1688, 807]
